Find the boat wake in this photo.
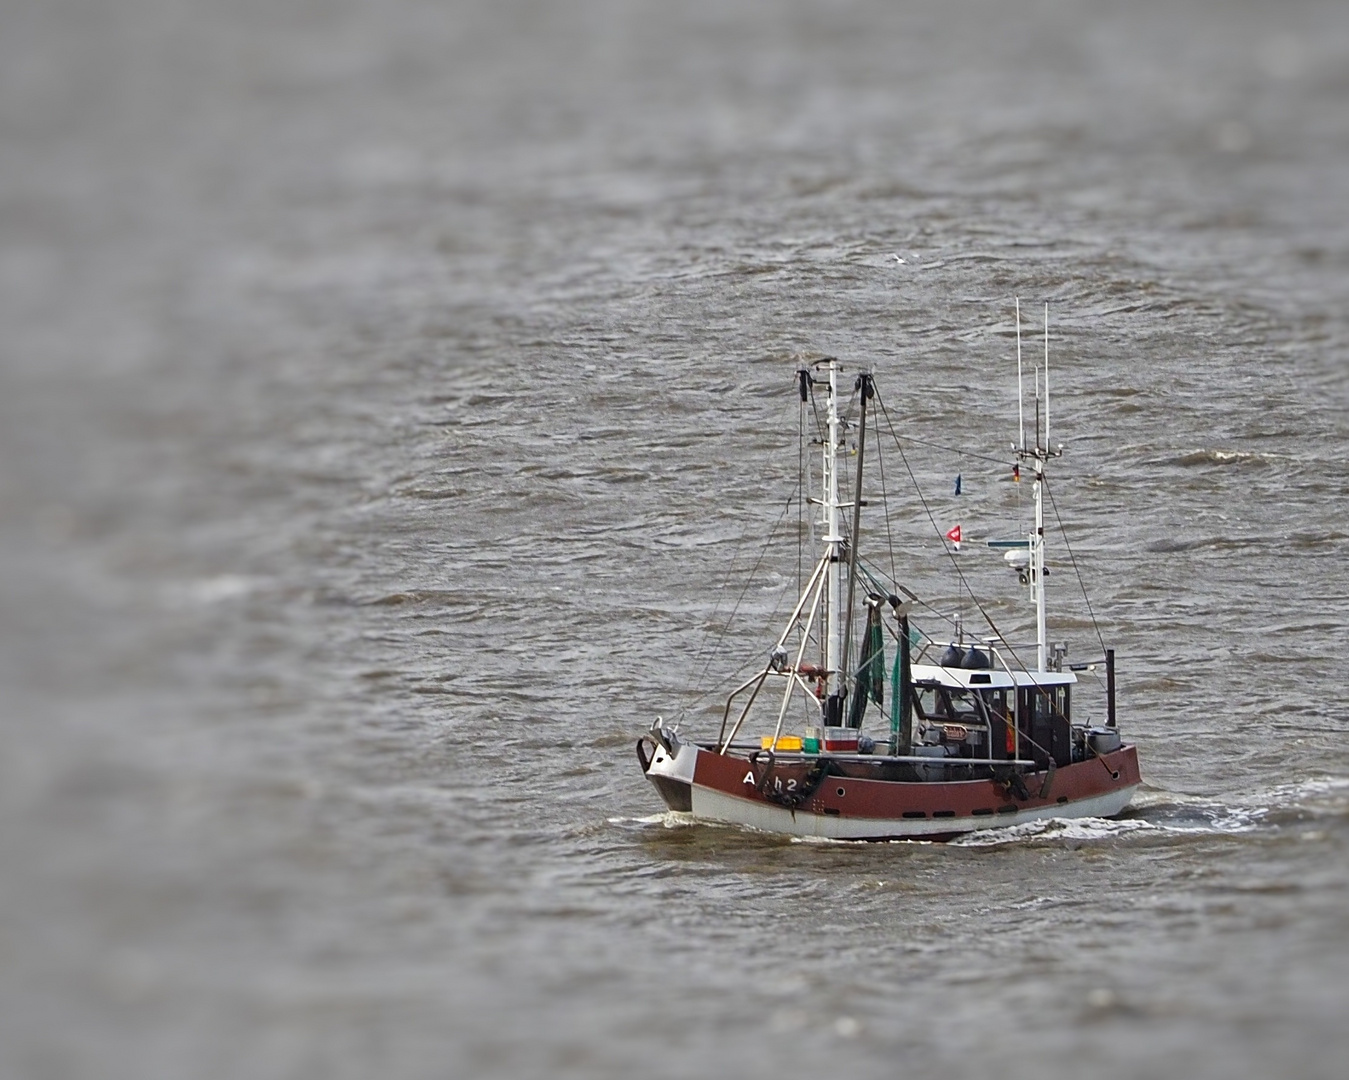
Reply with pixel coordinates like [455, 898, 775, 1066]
[608, 811, 698, 831]
[948, 776, 1349, 848]
[621, 776, 1349, 848]
[948, 815, 1166, 847]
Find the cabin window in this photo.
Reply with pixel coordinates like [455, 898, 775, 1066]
[979, 689, 1009, 719]
[1016, 685, 1073, 767]
[913, 685, 938, 722]
[914, 685, 983, 724]
[1018, 685, 1070, 725]
[1052, 686, 1070, 723]
[943, 689, 980, 724]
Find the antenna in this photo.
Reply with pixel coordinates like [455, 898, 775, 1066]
[1044, 302, 1050, 452]
[1016, 298, 1024, 451]
[1033, 315, 1042, 453]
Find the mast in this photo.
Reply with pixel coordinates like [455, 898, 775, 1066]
[840, 370, 873, 718]
[1016, 299, 1025, 452]
[1015, 299, 1053, 672]
[1033, 455, 1047, 672]
[1036, 304, 1050, 671]
[1044, 302, 1051, 452]
[822, 359, 845, 720]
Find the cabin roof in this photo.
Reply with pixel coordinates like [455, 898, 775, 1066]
[910, 662, 1077, 690]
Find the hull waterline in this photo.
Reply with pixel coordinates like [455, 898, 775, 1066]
[642, 739, 1141, 841]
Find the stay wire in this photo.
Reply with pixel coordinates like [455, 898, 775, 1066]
[871, 394, 900, 591]
[678, 532, 754, 717]
[873, 387, 1032, 675]
[856, 556, 958, 633]
[680, 492, 796, 721]
[838, 379, 862, 556]
[875, 390, 1114, 771]
[1044, 475, 1108, 659]
[806, 378, 826, 655]
[798, 388, 805, 597]
[682, 390, 806, 719]
[892, 432, 1008, 467]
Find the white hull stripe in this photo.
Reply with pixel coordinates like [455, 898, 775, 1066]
[689, 782, 1139, 839]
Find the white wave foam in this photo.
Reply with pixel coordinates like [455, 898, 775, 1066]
[607, 811, 697, 830]
[1205, 805, 1268, 832]
[951, 816, 1158, 846]
[953, 802, 1271, 846]
[1168, 776, 1349, 831]
[1261, 775, 1349, 809]
[1127, 786, 1268, 834]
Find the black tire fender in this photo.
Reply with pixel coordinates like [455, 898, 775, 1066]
[636, 735, 657, 774]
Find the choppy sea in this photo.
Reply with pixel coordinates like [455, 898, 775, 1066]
[2, 1, 1347, 1077]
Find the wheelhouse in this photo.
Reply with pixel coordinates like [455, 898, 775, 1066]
[909, 662, 1076, 770]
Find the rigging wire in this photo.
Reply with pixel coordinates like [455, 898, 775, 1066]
[680, 369, 1098, 767]
[676, 528, 757, 718]
[873, 386, 1038, 676]
[678, 494, 796, 721]
[1044, 475, 1108, 659]
[797, 384, 805, 598]
[837, 378, 862, 568]
[678, 369, 1084, 766]
[666, 362, 1108, 773]
[700, 537, 802, 705]
[892, 432, 1008, 467]
[855, 557, 958, 632]
[805, 375, 827, 658]
[808, 376, 827, 447]
[872, 388, 1104, 765]
[870, 392, 901, 591]
[801, 362, 860, 664]
[680, 379, 810, 722]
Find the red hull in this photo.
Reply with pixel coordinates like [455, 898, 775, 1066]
[642, 737, 1141, 840]
[694, 745, 1139, 820]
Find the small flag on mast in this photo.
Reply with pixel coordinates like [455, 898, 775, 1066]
[946, 524, 962, 550]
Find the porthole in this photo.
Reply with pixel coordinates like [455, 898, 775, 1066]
[836, 787, 846, 797]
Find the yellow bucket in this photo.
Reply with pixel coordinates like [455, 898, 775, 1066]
[760, 734, 804, 751]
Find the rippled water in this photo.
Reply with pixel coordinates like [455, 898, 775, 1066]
[3, 1, 1348, 1077]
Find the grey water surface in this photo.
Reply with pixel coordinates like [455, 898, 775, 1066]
[3, 1, 1348, 1078]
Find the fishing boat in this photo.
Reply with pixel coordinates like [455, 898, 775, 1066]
[638, 307, 1141, 840]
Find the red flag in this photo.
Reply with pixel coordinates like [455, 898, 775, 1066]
[946, 524, 962, 544]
